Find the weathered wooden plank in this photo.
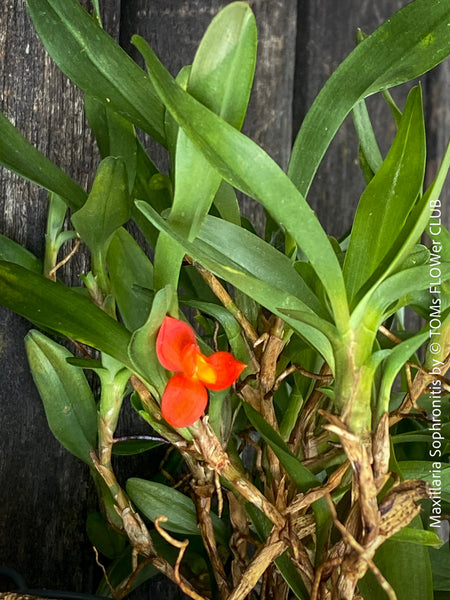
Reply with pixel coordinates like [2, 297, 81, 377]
[0, 0, 116, 593]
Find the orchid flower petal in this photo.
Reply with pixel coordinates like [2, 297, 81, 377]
[156, 316, 198, 372]
[161, 374, 208, 428]
[203, 352, 246, 391]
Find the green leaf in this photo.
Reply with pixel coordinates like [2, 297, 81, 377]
[199, 216, 328, 319]
[84, 95, 138, 193]
[183, 299, 248, 362]
[243, 403, 319, 493]
[71, 157, 130, 256]
[390, 526, 443, 549]
[344, 86, 426, 304]
[358, 517, 433, 600]
[107, 228, 154, 331]
[25, 330, 97, 464]
[352, 140, 450, 325]
[213, 181, 241, 226]
[86, 512, 126, 559]
[429, 545, 450, 591]
[0, 111, 86, 210]
[361, 263, 450, 328]
[377, 328, 429, 418]
[26, 0, 166, 144]
[188, 2, 256, 130]
[132, 35, 349, 331]
[352, 99, 383, 176]
[0, 261, 132, 366]
[0, 235, 42, 272]
[399, 461, 450, 504]
[288, 0, 450, 197]
[126, 478, 228, 544]
[136, 203, 336, 366]
[112, 437, 165, 456]
[153, 2, 256, 290]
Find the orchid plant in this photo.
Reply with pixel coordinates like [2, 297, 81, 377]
[1, 1, 450, 599]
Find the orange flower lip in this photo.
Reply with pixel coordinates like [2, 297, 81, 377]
[156, 316, 246, 428]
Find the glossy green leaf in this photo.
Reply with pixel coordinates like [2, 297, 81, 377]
[154, 2, 256, 290]
[107, 228, 154, 331]
[288, 0, 450, 197]
[25, 330, 97, 464]
[399, 462, 450, 503]
[352, 140, 450, 324]
[126, 478, 228, 544]
[360, 263, 450, 329]
[213, 181, 241, 226]
[136, 202, 336, 365]
[391, 526, 443, 549]
[358, 518, 433, 600]
[45, 192, 69, 245]
[0, 261, 132, 366]
[131, 145, 172, 250]
[26, 0, 166, 144]
[132, 35, 349, 330]
[0, 235, 42, 273]
[188, 2, 256, 130]
[71, 157, 130, 257]
[344, 87, 426, 304]
[199, 216, 328, 319]
[377, 328, 429, 418]
[0, 111, 86, 210]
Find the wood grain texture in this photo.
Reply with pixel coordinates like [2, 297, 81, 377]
[0, 0, 113, 593]
[0, 1, 449, 598]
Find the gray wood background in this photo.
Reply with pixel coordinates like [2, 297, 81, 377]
[0, 0, 449, 597]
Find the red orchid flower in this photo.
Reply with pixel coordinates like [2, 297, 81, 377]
[156, 316, 246, 428]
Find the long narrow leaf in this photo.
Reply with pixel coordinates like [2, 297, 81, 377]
[352, 140, 450, 326]
[132, 35, 349, 331]
[0, 261, 132, 366]
[0, 111, 86, 210]
[26, 0, 166, 144]
[199, 216, 328, 319]
[136, 202, 337, 366]
[154, 2, 256, 289]
[288, 0, 450, 197]
[344, 86, 426, 303]
[0, 235, 42, 273]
